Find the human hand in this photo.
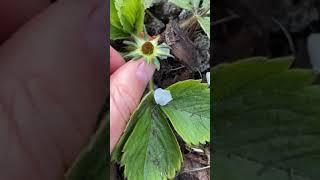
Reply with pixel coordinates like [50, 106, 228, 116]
[0, 0, 106, 179]
[109, 47, 155, 152]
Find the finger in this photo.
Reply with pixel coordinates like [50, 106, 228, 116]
[110, 59, 155, 151]
[0, 0, 106, 179]
[0, 0, 51, 44]
[110, 46, 125, 74]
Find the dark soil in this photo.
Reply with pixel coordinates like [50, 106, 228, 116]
[213, 0, 320, 69]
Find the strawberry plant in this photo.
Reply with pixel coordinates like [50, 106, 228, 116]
[110, 0, 210, 179]
[112, 79, 210, 180]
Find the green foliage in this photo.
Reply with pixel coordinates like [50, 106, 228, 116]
[202, 0, 210, 10]
[213, 57, 320, 179]
[112, 80, 210, 180]
[214, 154, 309, 180]
[197, 16, 210, 39]
[65, 117, 108, 180]
[169, 0, 193, 10]
[191, 0, 201, 9]
[121, 100, 182, 180]
[110, 0, 145, 40]
[169, 0, 210, 39]
[161, 80, 210, 145]
[144, 0, 155, 9]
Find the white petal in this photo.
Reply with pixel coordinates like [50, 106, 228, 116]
[206, 72, 210, 86]
[154, 88, 173, 106]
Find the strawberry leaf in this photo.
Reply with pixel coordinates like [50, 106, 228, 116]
[112, 80, 210, 180]
[168, 0, 193, 11]
[197, 16, 210, 39]
[115, 0, 144, 35]
[110, 24, 130, 40]
[113, 92, 182, 180]
[110, 0, 122, 29]
[213, 57, 320, 179]
[161, 80, 210, 145]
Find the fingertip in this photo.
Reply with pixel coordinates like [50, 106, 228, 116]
[109, 59, 155, 151]
[111, 59, 155, 92]
[136, 60, 156, 84]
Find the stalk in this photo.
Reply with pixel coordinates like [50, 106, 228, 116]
[148, 79, 154, 91]
[180, 15, 198, 29]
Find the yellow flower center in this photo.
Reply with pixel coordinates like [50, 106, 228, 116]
[141, 41, 154, 55]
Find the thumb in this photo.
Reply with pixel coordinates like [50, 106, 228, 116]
[110, 59, 155, 151]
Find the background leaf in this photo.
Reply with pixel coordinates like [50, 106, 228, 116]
[168, 0, 193, 11]
[213, 57, 320, 180]
[110, 0, 122, 29]
[191, 0, 201, 8]
[197, 16, 210, 39]
[144, 0, 155, 9]
[201, 0, 210, 10]
[161, 80, 210, 145]
[214, 153, 309, 180]
[110, 24, 130, 40]
[65, 117, 108, 180]
[115, 0, 144, 34]
[120, 94, 182, 180]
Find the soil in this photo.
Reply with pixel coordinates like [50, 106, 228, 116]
[111, 0, 210, 179]
[213, 0, 320, 69]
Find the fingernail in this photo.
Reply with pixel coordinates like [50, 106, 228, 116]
[136, 60, 155, 84]
[86, 0, 107, 66]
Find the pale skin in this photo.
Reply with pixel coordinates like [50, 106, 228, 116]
[0, 0, 154, 179]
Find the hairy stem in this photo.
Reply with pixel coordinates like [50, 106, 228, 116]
[148, 78, 154, 91]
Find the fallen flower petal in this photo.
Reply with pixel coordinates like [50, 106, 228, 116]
[154, 88, 173, 106]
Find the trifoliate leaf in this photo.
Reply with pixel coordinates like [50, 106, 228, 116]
[112, 80, 210, 180]
[115, 0, 144, 35]
[213, 57, 320, 180]
[169, 0, 193, 11]
[65, 117, 108, 180]
[116, 92, 182, 180]
[197, 16, 210, 39]
[161, 80, 210, 145]
[154, 88, 173, 106]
